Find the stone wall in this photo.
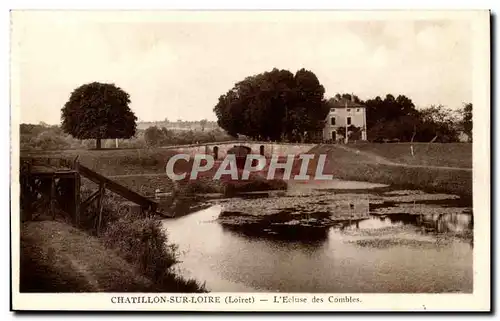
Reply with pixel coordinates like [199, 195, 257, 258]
[161, 141, 317, 159]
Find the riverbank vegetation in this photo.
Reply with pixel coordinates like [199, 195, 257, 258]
[20, 189, 207, 293]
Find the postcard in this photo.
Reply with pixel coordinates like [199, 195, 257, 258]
[10, 9, 491, 312]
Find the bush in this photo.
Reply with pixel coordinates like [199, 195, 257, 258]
[102, 217, 206, 292]
[78, 188, 135, 235]
[103, 218, 177, 278]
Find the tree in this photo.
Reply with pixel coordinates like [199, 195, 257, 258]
[61, 82, 137, 149]
[200, 119, 208, 132]
[462, 103, 473, 142]
[364, 94, 421, 142]
[417, 105, 460, 143]
[213, 68, 329, 141]
[333, 93, 362, 103]
[337, 125, 362, 142]
[144, 126, 166, 146]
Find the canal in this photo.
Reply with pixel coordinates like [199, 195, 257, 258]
[161, 186, 473, 293]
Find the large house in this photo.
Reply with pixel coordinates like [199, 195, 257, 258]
[322, 97, 367, 143]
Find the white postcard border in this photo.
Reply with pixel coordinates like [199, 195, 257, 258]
[9, 9, 491, 312]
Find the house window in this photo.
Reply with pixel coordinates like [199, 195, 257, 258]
[356, 108, 360, 112]
[331, 108, 336, 112]
[331, 117, 336, 125]
[347, 108, 351, 112]
[347, 117, 352, 125]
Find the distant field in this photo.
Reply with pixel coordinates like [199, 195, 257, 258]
[349, 143, 472, 168]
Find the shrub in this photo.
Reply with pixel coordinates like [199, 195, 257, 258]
[102, 217, 206, 292]
[78, 188, 135, 235]
[103, 218, 177, 278]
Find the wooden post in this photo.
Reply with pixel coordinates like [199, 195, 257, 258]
[96, 182, 106, 236]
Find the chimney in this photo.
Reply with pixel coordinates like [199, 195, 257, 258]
[351, 93, 355, 102]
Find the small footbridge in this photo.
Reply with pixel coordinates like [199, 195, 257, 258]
[20, 156, 159, 234]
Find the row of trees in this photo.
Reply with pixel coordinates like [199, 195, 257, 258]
[20, 122, 233, 151]
[363, 94, 472, 143]
[139, 118, 220, 132]
[56, 74, 472, 150]
[143, 126, 233, 146]
[214, 70, 473, 143]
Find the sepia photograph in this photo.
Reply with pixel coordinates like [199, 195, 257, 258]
[10, 9, 490, 312]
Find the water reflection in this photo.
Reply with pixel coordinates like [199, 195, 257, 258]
[161, 186, 473, 293]
[221, 223, 330, 243]
[163, 203, 473, 293]
[220, 211, 472, 244]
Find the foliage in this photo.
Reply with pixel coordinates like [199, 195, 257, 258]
[362, 94, 463, 143]
[333, 93, 363, 103]
[214, 68, 329, 142]
[144, 126, 165, 147]
[143, 126, 233, 146]
[61, 82, 137, 149]
[416, 105, 460, 143]
[461, 103, 473, 142]
[199, 119, 208, 132]
[74, 190, 206, 292]
[20, 123, 94, 150]
[20, 123, 233, 151]
[336, 125, 362, 141]
[364, 94, 420, 142]
[102, 217, 206, 292]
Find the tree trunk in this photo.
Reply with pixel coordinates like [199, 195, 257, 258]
[410, 125, 416, 157]
[96, 138, 102, 149]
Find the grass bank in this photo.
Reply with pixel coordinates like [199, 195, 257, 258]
[308, 144, 472, 201]
[348, 142, 472, 168]
[20, 191, 207, 293]
[20, 220, 154, 292]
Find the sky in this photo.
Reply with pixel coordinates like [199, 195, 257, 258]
[12, 11, 473, 124]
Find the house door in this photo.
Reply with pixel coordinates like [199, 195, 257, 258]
[331, 131, 336, 141]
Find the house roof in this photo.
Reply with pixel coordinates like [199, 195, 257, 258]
[328, 98, 365, 108]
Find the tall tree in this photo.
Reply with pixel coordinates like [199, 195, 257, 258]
[364, 94, 420, 141]
[213, 68, 328, 141]
[61, 82, 137, 149]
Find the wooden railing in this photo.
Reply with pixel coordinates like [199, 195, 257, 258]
[78, 164, 158, 212]
[20, 156, 160, 232]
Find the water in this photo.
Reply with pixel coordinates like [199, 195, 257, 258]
[162, 196, 473, 293]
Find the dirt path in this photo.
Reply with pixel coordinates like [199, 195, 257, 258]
[20, 220, 153, 292]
